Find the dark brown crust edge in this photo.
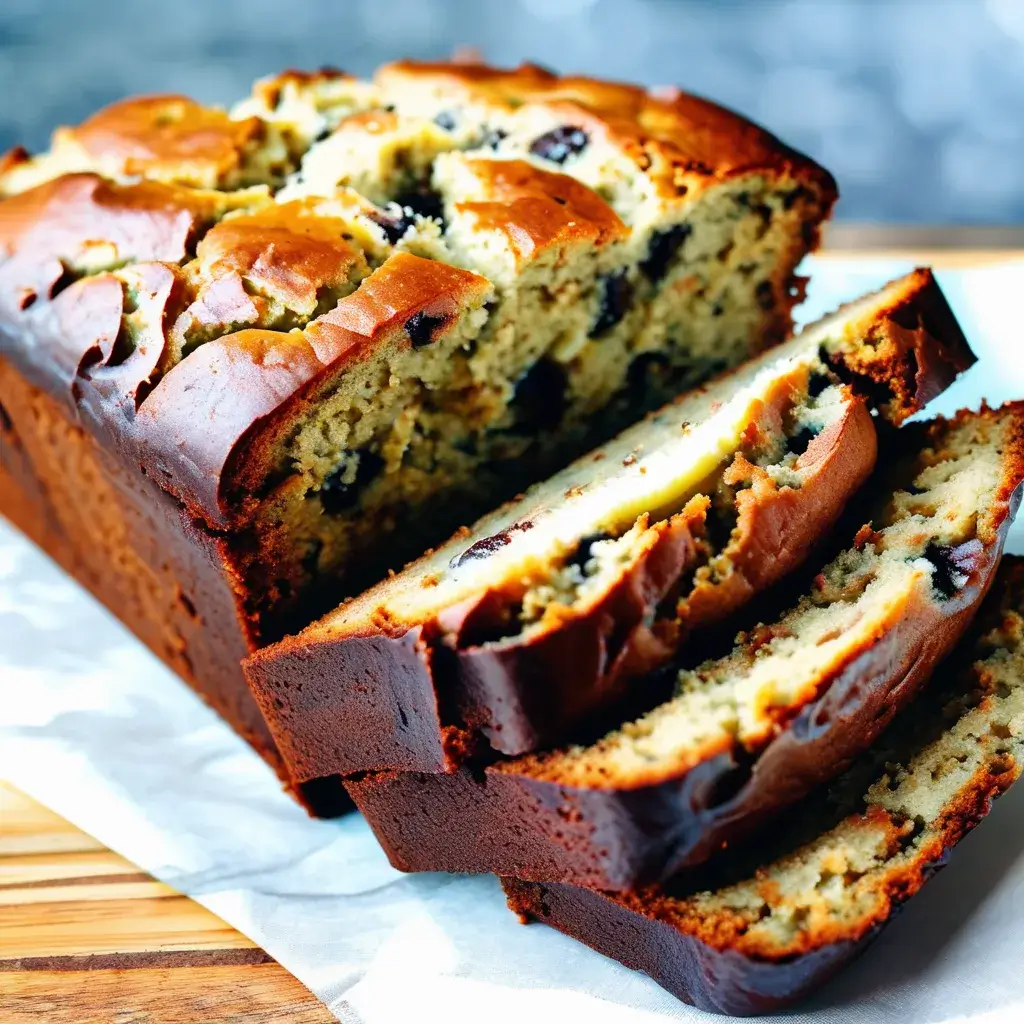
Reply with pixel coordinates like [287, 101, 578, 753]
[246, 269, 977, 782]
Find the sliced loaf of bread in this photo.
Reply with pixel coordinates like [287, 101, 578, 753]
[503, 555, 1024, 1015]
[347, 403, 1024, 887]
[246, 271, 974, 780]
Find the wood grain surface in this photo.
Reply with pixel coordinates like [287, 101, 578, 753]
[1, 244, 1018, 1022]
[0, 783, 333, 1024]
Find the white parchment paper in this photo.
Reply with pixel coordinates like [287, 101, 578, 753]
[2, 259, 1023, 1023]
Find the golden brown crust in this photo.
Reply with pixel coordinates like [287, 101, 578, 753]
[133, 252, 491, 526]
[377, 60, 838, 202]
[48, 95, 261, 189]
[454, 158, 628, 260]
[171, 200, 366, 341]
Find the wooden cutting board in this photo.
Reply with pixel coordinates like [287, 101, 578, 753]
[2, 241, 1020, 1022]
[0, 782, 333, 1023]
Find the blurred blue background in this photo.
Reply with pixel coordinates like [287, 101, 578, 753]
[2, 0, 1022, 224]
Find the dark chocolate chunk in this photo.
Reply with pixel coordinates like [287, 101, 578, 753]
[755, 280, 775, 311]
[566, 532, 614, 575]
[393, 186, 446, 226]
[529, 125, 589, 164]
[369, 205, 415, 244]
[626, 352, 670, 405]
[639, 224, 691, 283]
[923, 542, 973, 599]
[483, 127, 508, 150]
[405, 311, 447, 348]
[807, 371, 832, 399]
[320, 449, 385, 514]
[450, 519, 535, 569]
[590, 271, 634, 338]
[508, 359, 568, 433]
[787, 425, 820, 457]
[433, 110, 458, 131]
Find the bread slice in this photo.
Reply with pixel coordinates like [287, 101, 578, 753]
[503, 556, 1024, 1015]
[245, 271, 974, 781]
[346, 403, 1024, 887]
[0, 61, 836, 658]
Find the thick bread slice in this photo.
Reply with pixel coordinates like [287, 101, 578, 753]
[503, 556, 1024, 1015]
[346, 404, 1024, 888]
[246, 271, 974, 780]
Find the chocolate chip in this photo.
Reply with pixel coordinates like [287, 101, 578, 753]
[590, 271, 634, 338]
[369, 205, 415, 244]
[640, 224, 692, 283]
[626, 352, 670, 404]
[320, 449, 385, 514]
[755, 281, 775, 311]
[529, 125, 589, 164]
[807, 371, 832, 398]
[394, 186, 446, 226]
[405, 311, 446, 348]
[508, 359, 568, 432]
[923, 542, 972, 599]
[566, 532, 614, 574]
[483, 127, 507, 150]
[302, 538, 324, 573]
[450, 519, 535, 569]
[433, 110, 458, 131]
[787, 426, 820, 457]
[783, 185, 815, 211]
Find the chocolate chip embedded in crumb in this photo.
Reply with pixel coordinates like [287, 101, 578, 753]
[529, 125, 589, 164]
[923, 541, 980, 599]
[405, 311, 447, 348]
[590, 270, 634, 338]
[369, 205, 415, 244]
[509, 359, 568, 433]
[755, 281, 775, 311]
[320, 449, 385, 514]
[626, 352, 670, 404]
[393, 186, 446, 226]
[433, 110, 458, 131]
[787, 425, 820, 457]
[566, 532, 614, 575]
[450, 518, 535, 569]
[483, 127, 508, 151]
[807, 371, 832, 399]
[639, 224, 692, 283]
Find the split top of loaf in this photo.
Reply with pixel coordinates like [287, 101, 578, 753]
[0, 61, 840, 636]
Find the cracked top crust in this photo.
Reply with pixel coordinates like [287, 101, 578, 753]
[0, 59, 837, 535]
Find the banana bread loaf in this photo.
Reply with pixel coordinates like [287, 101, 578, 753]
[0, 61, 836, 801]
[245, 270, 974, 781]
[347, 403, 1024, 884]
[503, 555, 1024, 1015]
